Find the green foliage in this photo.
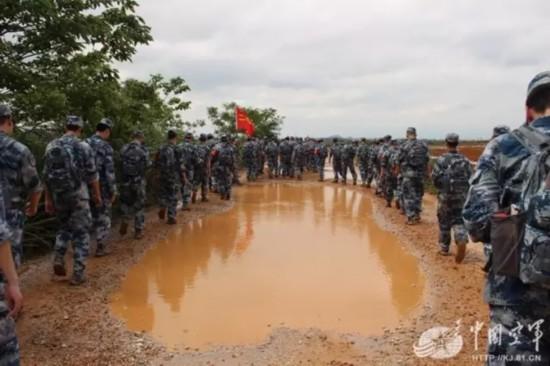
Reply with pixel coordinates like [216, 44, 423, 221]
[207, 102, 284, 139]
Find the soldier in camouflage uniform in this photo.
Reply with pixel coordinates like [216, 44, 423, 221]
[376, 136, 392, 196]
[86, 118, 117, 257]
[265, 139, 279, 179]
[380, 139, 398, 207]
[119, 131, 150, 239]
[178, 133, 196, 210]
[463, 72, 550, 364]
[315, 139, 328, 182]
[432, 133, 472, 261]
[255, 138, 265, 177]
[370, 139, 383, 192]
[0, 104, 42, 268]
[398, 128, 429, 224]
[193, 134, 211, 202]
[44, 116, 101, 285]
[230, 137, 241, 186]
[157, 130, 185, 225]
[279, 137, 293, 178]
[242, 137, 258, 181]
[393, 139, 406, 213]
[341, 140, 358, 185]
[0, 181, 23, 366]
[357, 138, 370, 186]
[292, 139, 307, 180]
[206, 134, 217, 191]
[211, 136, 234, 200]
[329, 138, 343, 183]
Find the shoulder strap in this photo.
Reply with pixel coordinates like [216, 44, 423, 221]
[511, 124, 550, 154]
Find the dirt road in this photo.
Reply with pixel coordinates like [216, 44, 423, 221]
[16, 175, 488, 365]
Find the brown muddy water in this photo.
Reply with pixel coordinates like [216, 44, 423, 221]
[110, 183, 425, 350]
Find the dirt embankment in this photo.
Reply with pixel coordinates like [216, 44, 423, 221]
[16, 175, 488, 366]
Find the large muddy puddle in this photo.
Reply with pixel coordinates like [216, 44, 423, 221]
[111, 183, 424, 350]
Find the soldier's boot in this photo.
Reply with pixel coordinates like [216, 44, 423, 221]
[366, 183, 371, 188]
[406, 216, 417, 225]
[119, 222, 128, 237]
[201, 196, 209, 202]
[455, 243, 467, 264]
[134, 229, 144, 240]
[386, 200, 392, 208]
[332, 178, 338, 183]
[353, 179, 357, 186]
[158, 208, 166, 220]
[95, 244, 109, 258]
[342, 179, 347, 185]
[438, 247, 451, 256]
[191, 191, 197, 204]
[395, 200, 401, 210]
[167, 217, 177, 225]
[69, 273, 86, 286]
[181, 204, 191, 212]
[53, 257, 67, 277]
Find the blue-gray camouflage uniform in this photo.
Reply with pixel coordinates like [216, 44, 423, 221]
[193, 141, 211, 201]
[157, 143, 183, 221]
[242, 140, 258, 181]
[44, 134, 97, 280]
[120, 141, 150, 234]
[177, 140, 196, 209]
[0, 131, 42, 267]
[357, 141, 370, 186]
[432, 151, 472, 253]
[463, 116, 550, 364]
[0, 183, 20, 366]
[265, 141, 279, 178]
[86, 134, 117, 254]
[330, 143, 343, 183]
[399, 138, 429, 221]
[211, 140, 234, 200]
[292, 142, 307, 180]
[279, 139, 293, 178]
[315, 141, 328, 181]
[341, 143, 357, 185]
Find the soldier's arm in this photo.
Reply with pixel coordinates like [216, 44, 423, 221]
[463, 141, 502, 242]
[82, 143, 102, 205]
[105, 146, 117, 200]
[431, 158, 444, 190]
[0, 241, 22, 318]
[20, 149, 42, 217]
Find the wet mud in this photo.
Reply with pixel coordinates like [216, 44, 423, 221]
[111, 183, 425, 350]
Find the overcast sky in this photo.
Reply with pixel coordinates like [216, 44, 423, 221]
[117, 0, 550, 139]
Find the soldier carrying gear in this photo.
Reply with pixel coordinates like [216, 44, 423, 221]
[44, 115, 101, 285]
[119, 130, 150, 239]
[86, 117, 117, 257]
[432, 133, 472, 262]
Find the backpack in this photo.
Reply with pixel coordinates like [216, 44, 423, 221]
[407, 140, 428, 168]
[159, 144, 176, 170]
[122, 144, 145, 177]
[0, 137, 16, 210]
[444, 155, 471, 194]
[44, 139, 81, 197]
[217, 145, 234, 166]
[507, 125, 550, 287]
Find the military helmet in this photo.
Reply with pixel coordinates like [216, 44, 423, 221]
[406, 127, 417, 135]
[384, 134, 392, 142]
[220, 135, 228, 142]
[527, 71, 550, 107]
[445, 133, 460, 144]
[492, 125, 510, 139]
[132, 130, 144, 139]
[0, 104, 12, 118]
[66, 115, 84, 128]
[99, 117, 114, 129]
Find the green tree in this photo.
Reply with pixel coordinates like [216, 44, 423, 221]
[207, 102, 284, 139]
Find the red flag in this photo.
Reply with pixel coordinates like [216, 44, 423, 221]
[235, 107, 255, 137]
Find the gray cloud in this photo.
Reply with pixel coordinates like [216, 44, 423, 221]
[118, 0, 550, 138]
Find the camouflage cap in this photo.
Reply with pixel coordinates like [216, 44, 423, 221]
[492, 125, 510, 139]
[99, 117, 114, 129]
[445, 133, 460, 144]
[66, 115, 84, 128]
[527, 71, 550, 107]
[185, 132, 193, 139]
[384, 134, 392, 141]
[132, 130, 144, 138]
[0, 104, 12, 118]
[406, 127, 417, 135]
[220, 135, 228, 142]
